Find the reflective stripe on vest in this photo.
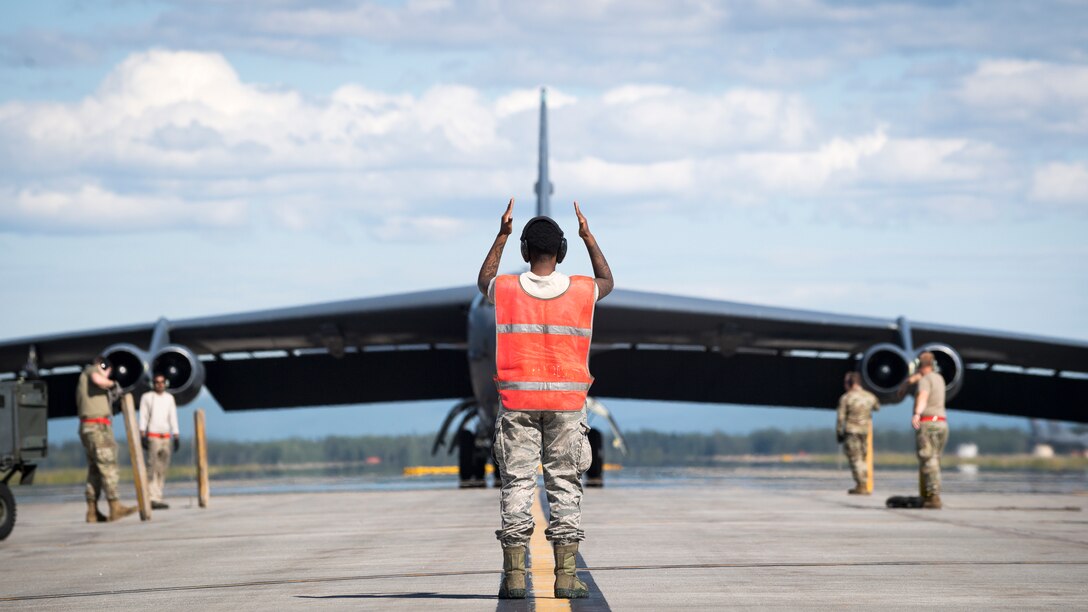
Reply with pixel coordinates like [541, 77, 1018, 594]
[496, 381, 593, 392]
[494, 274, 596, 411]
[494, 324, 593, 337]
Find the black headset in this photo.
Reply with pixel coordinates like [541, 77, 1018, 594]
[520, 216, 567, 264]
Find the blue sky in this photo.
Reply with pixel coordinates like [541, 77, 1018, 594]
[1, 1, 1085, 441]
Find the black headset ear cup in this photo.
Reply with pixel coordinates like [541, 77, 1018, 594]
[520, 238, 530, 262]
[556, 238, 567, 264]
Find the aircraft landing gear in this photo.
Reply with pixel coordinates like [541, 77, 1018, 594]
[457, 429, 489, 489]
[585, 428, 604, 487]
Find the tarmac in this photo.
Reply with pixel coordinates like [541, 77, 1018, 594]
[1, 469, 1087, 610]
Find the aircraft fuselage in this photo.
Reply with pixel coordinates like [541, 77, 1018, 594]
[466, 293, 501, 430]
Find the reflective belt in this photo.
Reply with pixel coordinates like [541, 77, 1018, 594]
[494, 324, 593, 337]
[80, 418, 110, 425]
[919, 415, 946, 422]
[496, 381, 593, 392]
[147, 432, 173, 439]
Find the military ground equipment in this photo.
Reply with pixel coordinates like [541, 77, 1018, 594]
[0, 379, 48, 540]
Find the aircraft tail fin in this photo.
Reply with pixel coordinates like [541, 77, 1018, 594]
[535, 87, 552, 219]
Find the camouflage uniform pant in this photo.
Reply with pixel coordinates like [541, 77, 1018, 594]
[842, 432, 868, 488]
[79, 423, 121, 503]
[147, 437, 173, 503]
[916, 421, 949, 497]
[493, 406, 592, 547]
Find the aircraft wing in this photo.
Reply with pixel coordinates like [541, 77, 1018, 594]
[589, 289, 1088, 422]
[3, 285, 1086, 423]
[0, 287, 478, 418]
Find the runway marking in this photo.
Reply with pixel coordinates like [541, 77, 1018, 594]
[529, 487, 569, 611]
[2, 561, 1085, 602]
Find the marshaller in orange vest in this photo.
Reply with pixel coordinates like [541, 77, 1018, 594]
[477, 198, 614, 600]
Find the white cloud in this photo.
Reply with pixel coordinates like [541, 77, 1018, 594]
[3, 184, 248, 232]
[727, 129, 888, 192]
[371, 215, 466, 242]
[957, 60, 1088, 132]
[0, 49, 1050, 235]
[1030, 162, 1088, 205]
[592, 85, 814, 153]
[558, 157, 695, 196]
[0, 49, 511, 177]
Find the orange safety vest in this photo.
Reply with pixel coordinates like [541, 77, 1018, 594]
[494, 274, 596, 410]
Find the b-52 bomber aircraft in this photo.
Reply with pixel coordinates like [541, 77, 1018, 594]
[2, 89, 1087, 489]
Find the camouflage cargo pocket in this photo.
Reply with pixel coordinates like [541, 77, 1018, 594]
[575, 420, 592, 474]
[95, 444, 116, 466]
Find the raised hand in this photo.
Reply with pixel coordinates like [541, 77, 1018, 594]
[500, 198, 514, 236]
[574, 201, 590, 239]
[480, 198, 515, 295]
[573, 200, 614, 299]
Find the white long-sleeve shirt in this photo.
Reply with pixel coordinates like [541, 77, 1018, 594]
[139, 391, 179, 436]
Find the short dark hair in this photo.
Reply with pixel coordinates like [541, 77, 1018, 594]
[844, 371, 861, 387]
[523, 218, 563, 257]
[94, 355, 112, 370]
[918, 351, 935, 369]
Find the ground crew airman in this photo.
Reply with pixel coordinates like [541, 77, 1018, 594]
[478, 198, 613, 600]
[76, 355, 137, 522]
[908, 351, 949, 509]
[139, 374, 180, 510]
[836, 371, 880, 494]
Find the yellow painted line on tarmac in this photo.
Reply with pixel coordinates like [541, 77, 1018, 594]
[402, 464, 496, 476]
[530, 486, 570, 612]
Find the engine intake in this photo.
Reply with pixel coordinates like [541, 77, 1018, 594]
[101, 344, 148, 392]
[860, 343, 911, 401]
[151, 345, 205, 405]
[916, 343, 964, 401]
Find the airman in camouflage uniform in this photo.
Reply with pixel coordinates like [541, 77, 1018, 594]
[76, 356, 137, 523]
[478, 199, 614, 600]
[836, 372, 880, 494]
[907, 352, 948, 509]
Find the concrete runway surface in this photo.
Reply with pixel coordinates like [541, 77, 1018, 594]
[1, 470, 1086, 610]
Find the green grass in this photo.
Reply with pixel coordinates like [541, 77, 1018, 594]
[724, 452, 1088, 471]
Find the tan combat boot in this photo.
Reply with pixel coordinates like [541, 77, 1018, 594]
[848, 485, 870, 495]
[922, 494, 942, 509]
[553, 543, 589, 599]
[498, 545, 527, 599]
[108, 499, 137, 521]
[85, 501, 107, 523]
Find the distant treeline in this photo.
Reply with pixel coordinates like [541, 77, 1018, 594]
[41, 426, 1032, 470]
[618, 426, 1030, 466]
[43, 434, 455, 472]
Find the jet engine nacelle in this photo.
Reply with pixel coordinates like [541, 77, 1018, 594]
[151, 345, 205, 405]
[860, 343, 911, 402]
[915, 343, 964, 401]
[101, 343, 149, 392]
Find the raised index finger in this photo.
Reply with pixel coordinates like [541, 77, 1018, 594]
[573, 200, 584, 218]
